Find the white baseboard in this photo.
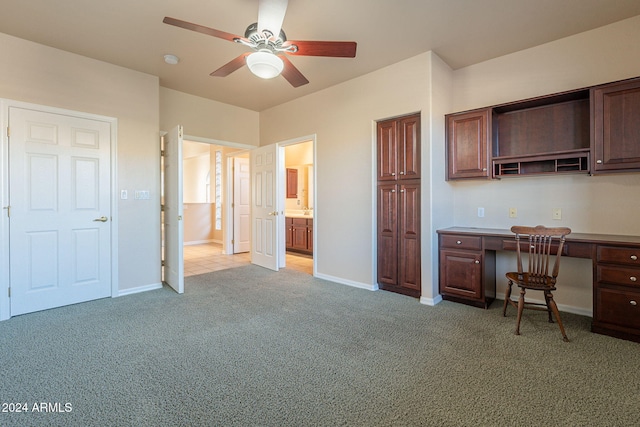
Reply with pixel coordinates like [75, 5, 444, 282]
[184, 239, 220, 246]
[117, 282, 163, 297]
[314, 272, 378, 291]
[420, 294, 443, 306]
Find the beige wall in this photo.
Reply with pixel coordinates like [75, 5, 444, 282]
[449, 15, 640, 315]
[261, 52, 451, 298]
[160, 87, 259, 146]
[0, 32, 161, 295]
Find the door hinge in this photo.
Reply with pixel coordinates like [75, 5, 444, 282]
[6, 126, 9, 137]
[161, 150, 165, 156]
[2, 206, 9, 217]
[8, 287, 10, 297]
[161, 260, 165, 267]
[231, 239, 234, 244]
[161, 205, 165, 211]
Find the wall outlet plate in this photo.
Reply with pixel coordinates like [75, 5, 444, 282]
[477, 207, 485, 217]
[509, 207, 517, 218]
[553, 208, 562, 220]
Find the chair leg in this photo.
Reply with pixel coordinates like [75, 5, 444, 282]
[503, 280, 513, 317]
[547, 294, 569, 342]
[544, 291, 554, 323]
[515, 288, 526, 336]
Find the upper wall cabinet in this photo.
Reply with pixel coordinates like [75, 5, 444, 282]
[445, 75, 640, 180]
[377, 113, 421, 181]
[445, 109, 491, 180]
[592, 77, 640, 173]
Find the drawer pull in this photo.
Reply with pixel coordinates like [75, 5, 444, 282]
[475, 260, 480, 264]
[631, 276, 637, 282]
[632, 255, 638, 261]
[631, 300, 637, 306]
[456, 240, 462, 245]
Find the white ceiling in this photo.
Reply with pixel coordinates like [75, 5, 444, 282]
[2, 0, 640, 111]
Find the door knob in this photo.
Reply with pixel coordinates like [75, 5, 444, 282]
[268, 211, 278, 216]
[93, 216, 108, 222]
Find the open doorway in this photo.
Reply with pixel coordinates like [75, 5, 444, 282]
[282, 140, 315, 275]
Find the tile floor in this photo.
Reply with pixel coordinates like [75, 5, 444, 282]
[183, 243, 313, 276]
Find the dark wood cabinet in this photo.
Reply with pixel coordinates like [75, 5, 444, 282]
[438, 233, 495, 308]
[377, 113, 421, 298]
[286, 168, 298, 198]
[445, 75, 640, 180]
[592, 77, 640, 173]
[286, 217, 313, 255]
[592, 245, 640, 341]
[377, 113, 420, 181]
[445, 108, 491, 180]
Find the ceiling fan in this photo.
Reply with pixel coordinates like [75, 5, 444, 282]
[163, 0, 357, 88]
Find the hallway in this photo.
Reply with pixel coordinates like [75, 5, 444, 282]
[184, 243, 313, 276]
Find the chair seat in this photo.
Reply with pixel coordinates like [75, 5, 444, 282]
[505, 271, 557, 291]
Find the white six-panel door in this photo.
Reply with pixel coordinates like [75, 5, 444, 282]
[233, 156, 251, 253]
[250, 144, 280, 271]
[9, 106, 112, 315]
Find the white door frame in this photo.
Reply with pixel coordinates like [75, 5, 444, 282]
[0, 99, 118, 321]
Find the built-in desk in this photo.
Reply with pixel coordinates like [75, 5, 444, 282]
[437, 227, 640, 343]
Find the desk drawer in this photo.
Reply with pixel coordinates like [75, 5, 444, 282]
[596, 288, 640, 329]
[597, 246, 640, 266]
[502, 240, 567, 255]
[440, 235, 482, 250]
[596, 265, 640, 288]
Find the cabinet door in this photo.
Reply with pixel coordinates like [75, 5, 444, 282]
[292, 224, 308, 251]
[377, 184, 398, 286]
[592, 78, 640, 172]
[399, 182, 420, 291]
[445, 109, 491, 180]
[285, 218, 293, 248]
[307, 219, 313, 251]
[398, 114, 421, 180]
[286, 168, 298, 198]
[439, 249, 482, 299]
[377, 119, 397, 181]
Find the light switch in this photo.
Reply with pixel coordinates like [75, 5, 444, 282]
[477, 207, 485, 217]
[120, 190, 127, 200]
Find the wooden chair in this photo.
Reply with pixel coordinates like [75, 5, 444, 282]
[503, 225, 572, 342]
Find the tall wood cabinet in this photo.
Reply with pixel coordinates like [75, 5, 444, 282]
[377, 113, 421, 297]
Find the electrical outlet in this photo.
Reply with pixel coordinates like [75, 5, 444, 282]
[509, 207, 517, 218]
[477, 207, 485, 218]
[552, 208, 562, 220]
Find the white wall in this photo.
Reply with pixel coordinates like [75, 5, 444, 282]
[261, 52, 452, 299]
[449, 15, 640, 315]
[0, 31, 161, 294]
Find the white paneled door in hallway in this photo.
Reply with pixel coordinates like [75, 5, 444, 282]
[9, 106, 112, 315]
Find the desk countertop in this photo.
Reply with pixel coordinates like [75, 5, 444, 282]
[437, 226, 640, 246]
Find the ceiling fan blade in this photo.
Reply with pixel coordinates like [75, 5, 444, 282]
[280, 56, 309, 88]
[163, 17, 243, 43]
[210, 53, 251, 77]
[258, 0, 288, 37]
[283, 40, 357, 58]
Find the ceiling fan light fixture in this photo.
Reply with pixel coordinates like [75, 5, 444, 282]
[246, 51, 283, 79]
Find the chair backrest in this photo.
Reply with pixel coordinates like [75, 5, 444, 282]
[511, 225, 572, 284]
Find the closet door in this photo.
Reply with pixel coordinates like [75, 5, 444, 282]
[399, 182, 420, 292]
[377, 183, 398, 287]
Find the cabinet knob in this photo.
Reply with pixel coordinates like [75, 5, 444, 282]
[596, 159, 603, 164]
[631, 255, 638, 261]
[475, 260, 480, 264]
[391, 189, 396, 193]
[391, 173, 396, 176]
[456, 240, 462, 245]
[631, 300, 637, 306]
[400, 171, 405, 175]
[400, 189, 405, 193]
[631, 276, 637, 282]
[482, 168, 487, 171]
